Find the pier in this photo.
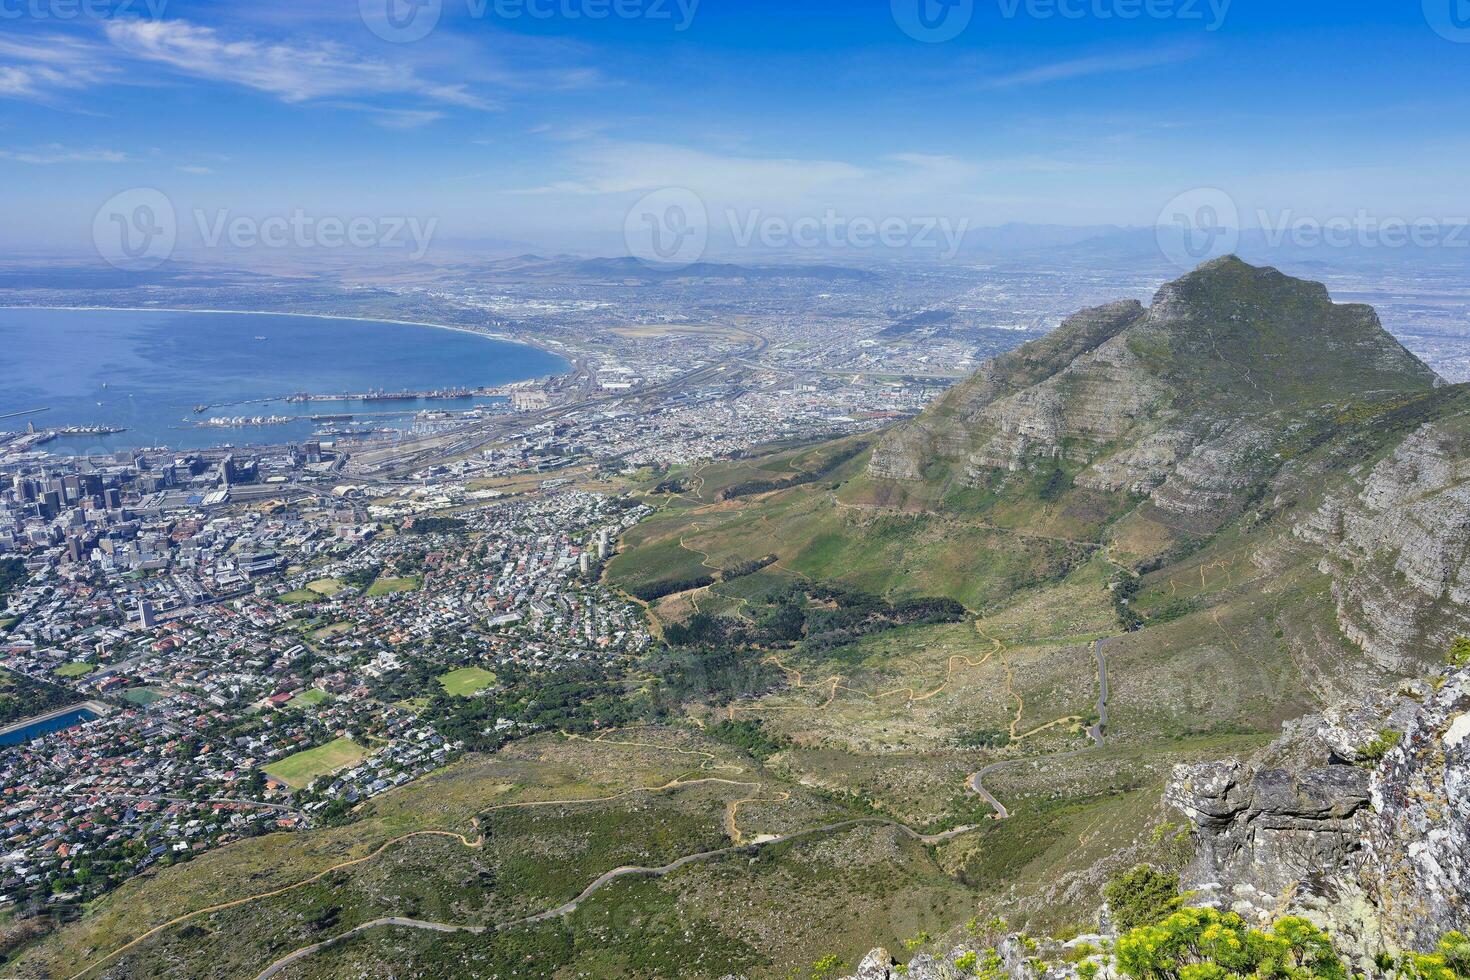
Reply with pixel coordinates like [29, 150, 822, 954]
[0, 407, 49, 421]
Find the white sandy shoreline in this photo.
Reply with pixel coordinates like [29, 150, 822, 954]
[0, 305, 570, 364]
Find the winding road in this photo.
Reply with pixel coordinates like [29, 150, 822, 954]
[249, 637, 1117, 976]
[968, 636, 1113, 820]
[69, 633, 1113, 979]
[250, 816, 977, 980]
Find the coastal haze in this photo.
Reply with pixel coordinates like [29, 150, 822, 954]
[1, 1, 1469, 979]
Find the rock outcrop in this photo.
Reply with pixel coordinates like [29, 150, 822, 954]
[1362, 665, 1470, 951]
[835, 668, 1466, 980]
[1168, 666, 1470, 961]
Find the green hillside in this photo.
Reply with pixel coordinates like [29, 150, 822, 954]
[17, 259, 1470, 979]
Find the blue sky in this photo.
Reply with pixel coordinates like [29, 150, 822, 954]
[2, 0, 1468, 255]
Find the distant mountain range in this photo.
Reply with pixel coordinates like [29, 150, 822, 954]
[469, 253, 875, 282]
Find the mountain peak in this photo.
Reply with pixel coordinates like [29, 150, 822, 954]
[1138, 258, 1435, 405]
[1151, 255, 1330, 317]
[865, 259, 1439, 519]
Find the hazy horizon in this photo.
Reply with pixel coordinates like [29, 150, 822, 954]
[4, 0, 1470, 268]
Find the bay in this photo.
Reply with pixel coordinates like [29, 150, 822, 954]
[0, 309, 567, 453]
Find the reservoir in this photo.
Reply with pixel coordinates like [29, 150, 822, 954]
[0, 308, 569, 453]
[0, 705, 103, 747]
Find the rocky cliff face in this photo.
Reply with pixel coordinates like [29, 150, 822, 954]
[833, 668, 1467, 980]
[866, 257, 1438, 527]
[1168, 665, 1470, 961]
[1363, 665, 1470, 951]
[1294, 420, 1470, 675]
[866, 300, 1148, 484]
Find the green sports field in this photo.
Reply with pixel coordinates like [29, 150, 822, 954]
[367, 576, 422, 597]
[264, 737, 370, 789]
[437, 666, 497, 697]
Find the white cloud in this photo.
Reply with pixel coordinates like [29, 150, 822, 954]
[0, 34, 114, 100]
[177, 164, 214, 174]
[0, 145, 128, 164]
[0, 65, 58, 99]
[525, 121, 614, 143]
[499, 140, 1051, 229]
[981, 46, 1200, 89]
[104, 19, 492, 112]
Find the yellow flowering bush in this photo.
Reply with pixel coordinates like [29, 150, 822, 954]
[1397, 932, 1470, 980]
[1114, 909, 1346, 980]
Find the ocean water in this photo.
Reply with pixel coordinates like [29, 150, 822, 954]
[0, 309, 568, 453]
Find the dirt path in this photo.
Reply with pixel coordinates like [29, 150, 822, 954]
[66, 826, 486, 980]
[68, 731, 742, 980]
[250, 816, 980, 980]
[726, 645, 1001, 723]
[968, 636, 1113, 820]
[73, 720, 985, 980]
[724, 788, 792, 844]
[731, 622, 1082, 739]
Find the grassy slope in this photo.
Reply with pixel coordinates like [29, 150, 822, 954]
[22, 263, 1465, 978]
[9, 731, 877, 980]
[44, 380, 1455, 977]
[595, 377, 1470, 947]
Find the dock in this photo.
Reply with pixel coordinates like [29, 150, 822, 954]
[0, 407, 49, 421]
